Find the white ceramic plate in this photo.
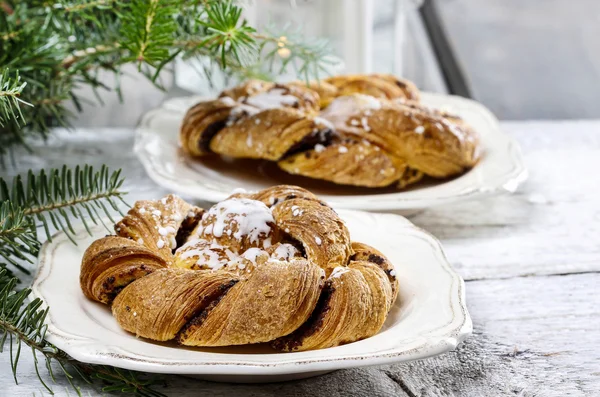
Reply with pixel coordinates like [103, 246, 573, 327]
[134, 93, 527, 211]
[32, 211, 471, 382]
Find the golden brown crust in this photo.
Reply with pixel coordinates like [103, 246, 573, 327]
[271, 198, 352, 275]
[278, 139, 412, 188]
[272, 262, 393, 352]
[209, 108, 333, 161]
[178, 259, 323, 346]
[184, 83, 329, 161]
[246, 185, 319, 207]
[115, 194, 200, 262]
[219, 79, 274, 101]
[320, 94, 480, 178]
[220, 81, 320, 116]
[112, 268, 238, 341]
[351, 242, 399, 305]
[315, 74, 420, 108]
[80, 236, 167, 304]
[80, 186, 399, 351]
[179, 98, 238, 157]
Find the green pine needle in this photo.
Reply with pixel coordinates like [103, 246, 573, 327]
[0, 165, 127, 274]
[0, 201, 39, 274]
[197, 1, 258, 68]
[0, 69, 31, 127]
[1, 0, 335, 154]
[0, 268, 167, 396]
[118, 0, 179, 71]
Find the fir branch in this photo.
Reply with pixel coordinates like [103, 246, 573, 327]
[0, 165, 127, 274]
[0, 69, 31, 127]
[0, 268, 167, 396]
[255, 25, 339, 82]
[1, 0, 335, 154]
[197, 1, 257, 68]
[118, 0, 180, 71]
[61, 0, 115, 14]
[0, 202, 39, 274]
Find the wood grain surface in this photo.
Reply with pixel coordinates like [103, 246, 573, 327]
[1, 121, 598, 396]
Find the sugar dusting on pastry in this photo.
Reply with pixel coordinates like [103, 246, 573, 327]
[178, 239, 229, 270]
[360, 117, 371, 131]
[201, 198, 274, 244]
[313, 116, 334, 130]
[271, 243, 299, 261]
[241, 247, 267, 265]
[330, 266, 350, 278]
[314, 144, 326, 153]
[129, 195, 191, 252]
[245, 88, 298, 109]
[320, 94, 382, 135]
[219, 96, 236, 106]
[83, 184, 399, 351]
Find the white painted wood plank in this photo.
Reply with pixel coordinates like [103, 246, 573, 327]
[412, 121, 600, 280]
[389, 272, 600, 396]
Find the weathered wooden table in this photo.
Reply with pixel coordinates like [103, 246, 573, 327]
[1, 120, 599, 396]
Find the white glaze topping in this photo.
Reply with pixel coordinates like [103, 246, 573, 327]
[314, 143, 326, 153]
[201, 198, 274, 244]
[241, 247, 266, 265]
[219, 96, 237, 106]
[313, 116, 334, 130]
[330, 266, 350, 278]
[178, 239, 228, 270]
[320, 94, 382, 135]
[271, 243, 299, 261]
[245, 88, 298, 109]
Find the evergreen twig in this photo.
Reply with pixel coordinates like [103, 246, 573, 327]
[0, 0, 334, 154]
[0, 165, 127, 274]
[0, 268, 166, 396]
[0, 69, 31, 127]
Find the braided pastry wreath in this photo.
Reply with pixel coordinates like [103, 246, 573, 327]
[180, 74, 481, 189]
[80, 185, 398, 351]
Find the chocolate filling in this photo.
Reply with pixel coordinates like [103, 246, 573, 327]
[271, 282, 335, 351]
[105, 286, 126, 302]
[282, 128, 335, 158]
[176, 280, 238, 342]
[174, 209, 204, 251]
[199, 120, 226, 152]
[367, 254, 385, 265]
[395, 80, 407, 89]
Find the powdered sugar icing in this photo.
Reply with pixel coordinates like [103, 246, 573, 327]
[200, 198, 274, 245]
